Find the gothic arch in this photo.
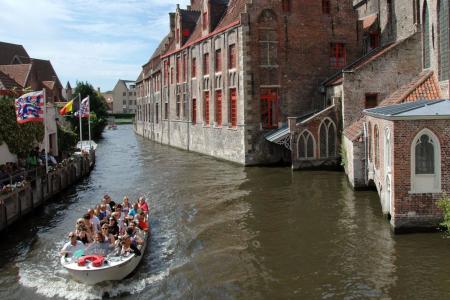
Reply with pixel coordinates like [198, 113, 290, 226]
[318, 117, 337, 158]
[297, 130, 316, 160]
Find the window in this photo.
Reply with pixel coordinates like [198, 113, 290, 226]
[183, 54, 187, 82]
[192, 57, 197, 78]
[229, 44, 237, 69]
[230, 88, 237, 128]
[411, 129, 441, 193]
[322, 0, 331, 14]
[282, 0, 291, 12]
[259, 29, 278, 66]
[203, 53, 209, 75]
[176, 95, 181, 118]
[374, 125, 380, 169]
[164, 102, 168, 119]
[176, 56, 181, 83]
[384, 127, 391, 172]
[203, 11, 208, 30]
[330, 43, 346, 68]
[439, 0, 449, 80]
[129, 100, 133, 105]
[215, 49, 222, 73]
[368, 122, 372, 162]
[164, 61, 169, 85]
[192, 98, 197, 124]
[297, 130, 315, 159]
[123, 92, 126, 96]
[215, 90, 222, 126]
[260, 88, 279, 129]
[123, 100, 126, 105]
[365, 93, 378, 109]
[171, 67, 174, 84]
[369, 31, 380, 50]
[155, 103, 159, 124]
[319, 118, 337, 158]
[204, 91, 210, 125]
[423, 1, 431, 68]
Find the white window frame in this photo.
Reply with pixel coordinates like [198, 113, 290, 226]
[297, 130, 316, 160]
[318, 117, 337, 158]
[410, 128, 441, 193]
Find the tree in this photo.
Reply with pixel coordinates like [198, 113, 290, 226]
[65, 81, 108, 140]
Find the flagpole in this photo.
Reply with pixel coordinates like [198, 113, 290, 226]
[78, 93, 83, 148]
[88, 95, 91, 145]
[43, 89, 49, 174]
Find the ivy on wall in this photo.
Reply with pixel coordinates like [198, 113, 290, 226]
[0, 96, 44, 157]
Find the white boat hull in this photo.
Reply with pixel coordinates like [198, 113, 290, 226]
[61, 230, 148, 285]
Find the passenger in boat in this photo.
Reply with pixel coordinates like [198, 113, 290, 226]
[82, 213, 94, 235]
[76, 224, 92, 244]
[103, 194, 116, 211]
[128, 202, 139, 218]
[119, 235, 141, 257]
[98, 204, 109, 221]
[136, 212, 149, 232]
[138, 197, 149, 213]
[108, 217, 120, 237]
[88, 208, 100, 234]
[60, 232, 85, 257]
[100, 223, 116, 245]
[111, 211, 125, 235]
[122, 196, 131, 215]
[126, 225, 144, 246]
[85, 232, 109, 256]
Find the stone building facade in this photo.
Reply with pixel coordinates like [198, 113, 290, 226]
[112, 79, 137, 114]
[135, 0, 361, 165]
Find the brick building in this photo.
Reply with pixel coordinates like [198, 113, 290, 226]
[112, 79, 137, 114]
[135, 0, 361, 164]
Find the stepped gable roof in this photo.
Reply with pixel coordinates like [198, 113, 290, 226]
[0, 70, 22, 90]
[180, 8, 201, 23]
[379, 70, 442, 106]
[0, 64, 32, 87]
[30, 58, 62, 89]
[0, 41, 31, 65]
[343, 117, 365, 141]
[163, 0, 244, 57]
[323, 36, 414, 87]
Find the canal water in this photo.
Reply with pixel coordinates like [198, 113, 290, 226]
[1, 124, 450, 299]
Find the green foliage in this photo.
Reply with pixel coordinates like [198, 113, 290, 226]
[437, 194, 450, 231]
[0, 96, 44, 157]
[57, 124, 77, 154]
[64, 81, 108, 140]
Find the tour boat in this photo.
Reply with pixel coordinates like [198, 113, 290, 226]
[60, 223, 149, 285]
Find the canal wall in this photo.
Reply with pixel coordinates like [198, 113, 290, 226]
[0, 152, 95, 233]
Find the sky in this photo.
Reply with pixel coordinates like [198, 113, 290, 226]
[0, 0, 191, 92]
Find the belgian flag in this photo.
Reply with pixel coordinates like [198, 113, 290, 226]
[59, 99, 74, 115]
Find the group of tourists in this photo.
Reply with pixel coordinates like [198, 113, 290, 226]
[0, 162, 25, 190]
[26, 147, 57, 168]
[60, 194, 150, 258]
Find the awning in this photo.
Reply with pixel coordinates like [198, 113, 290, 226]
[265, 126, 291, 150]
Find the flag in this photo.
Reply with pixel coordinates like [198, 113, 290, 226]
[76, 96, 90, 118]
[15, 91, 45, 124]
[59, 99, 74, 115]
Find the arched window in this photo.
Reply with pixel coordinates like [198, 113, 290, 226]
[384, 127, 391, 172]
[374, 125, 380, 169]
[297, 130, 315, 160]
[439, 0, 449, 80]
[423, 1, 431, 68]
[411, 129, 441, 193]
[319, 118, 337, 158]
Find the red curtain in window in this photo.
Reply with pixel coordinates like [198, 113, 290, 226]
[203, 53, 209, 75]
[204, 91, 210, 125]
[192, 98, 197, 124]
[215, 90, 222, 126]
[230, 88, 237, 127]
[330, 43, 346, 68]
[215, 49, 222, 72]
[229, 44, 236, 69]
[260, 88, 279, 129]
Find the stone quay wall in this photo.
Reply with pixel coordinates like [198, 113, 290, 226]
[0, 152, 95, 232]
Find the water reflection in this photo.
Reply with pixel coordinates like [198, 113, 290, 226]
[0, 125, 449, 299]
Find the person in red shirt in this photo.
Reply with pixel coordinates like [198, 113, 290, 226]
[136, 212, 149, 232]
[138, 196, 149, 213]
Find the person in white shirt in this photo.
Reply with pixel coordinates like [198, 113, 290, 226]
[88, 208, 100, 234]
[60, 232, 85, 257]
